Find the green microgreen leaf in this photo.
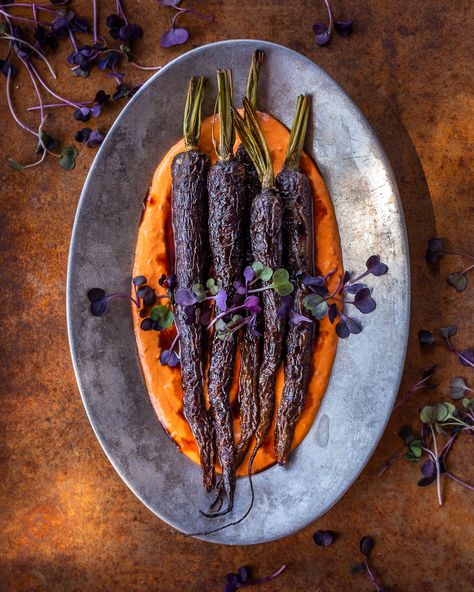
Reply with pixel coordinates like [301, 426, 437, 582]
[271, 268, 294, 296]
[447, 272, 468, 292]
[407, 439, 422, 461]
[251, 261, 273, 282]
[59, 146, 78, 170]
[7, 158, 25, 171]
[192, 283, 206, 302]
[206, 278, 218, 296]
[303, 293, 328, 320]
[420, 405, 436, 424]
[439, 325, 457, 339]
[451, 377, 469, 400]
[462, 397, 474, 409]
[150, 304, 174, 329]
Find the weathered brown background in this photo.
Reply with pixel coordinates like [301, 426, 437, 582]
[1, 1, 473, 590]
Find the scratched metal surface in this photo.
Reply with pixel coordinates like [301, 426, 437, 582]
[2, 1, 473, 589]
[67, 40, 409, 544]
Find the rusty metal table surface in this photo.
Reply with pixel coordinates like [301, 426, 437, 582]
[0, 1, 473, 591]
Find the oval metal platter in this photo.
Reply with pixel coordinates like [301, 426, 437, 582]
[67, 40, 410, 545]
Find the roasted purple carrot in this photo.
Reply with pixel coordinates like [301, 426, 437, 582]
[206, 69, 246, 515]
[234, 50, 265, 469]
[171, 76, 215, 491]
[274, 95, 315, 465]
[233, 98, 285, 472]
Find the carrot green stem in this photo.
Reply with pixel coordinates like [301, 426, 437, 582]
[232, 97, 273, 187]
[183, 76, 206, 150]
[245, 49, 264, 112]
[213, 69, 234, 161]
[284, 95, 310, 170]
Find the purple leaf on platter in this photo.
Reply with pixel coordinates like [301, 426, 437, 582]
[328, 302, 338, 324]
[160, 349, 180, 367]
[346, 316, 362, 334]
[175, 288, 196, 306]
[160, 27, 189, 48]
[418, 329, 434, 347]
[336, 320, 350, 338]
[353, 288, 376, 313]
[215, 288, 228, 312]
[345, 282, 366, 294]
[366, 255, 388, 276]
[243, 265, 255, 284]
[244, 295, 261, 314]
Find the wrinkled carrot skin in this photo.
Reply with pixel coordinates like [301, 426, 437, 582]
[250, 186, 284, 451]
[274, 167, 314, 464]
[207, 158, 246, 513]
[234, 143, 262, 468]
[171, 149, 215, 491]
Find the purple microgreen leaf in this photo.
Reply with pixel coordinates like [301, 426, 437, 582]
[420, 460, 435, 478]
[243, 266, 255, 284]
[132, 275, 147, 287]
[244, 295, 261, 314]
[459, 348, 474, 367]
[140, 317, 154, 331]
[345, 282, 367, 295]
[160, 26, 189, 48]
[85, 128, 104, 147]
[334, 19, 353, 36]
[277, 295, 294, 320]
[359, 536, 375, 557]
[233, 280, 247, 295]
[447, 271, 468, 292]
[312, 22, 327, 34]
[418, 329, 435, 347]
[336, 320, 350, 338]
[160, 348, 180, 367]
[346, 316, 362, 334]
[159, 0, 183, 5]
[365, 255, 388, 276]
[87, 288, 106, 303]
[417, 475, 437, 487]
[215, 288, 228, 312]
[315, 26, 331, 46]
[175, 288, 196, 306]
[352, 287, 376, 313]
[425, 237, 445, 263]
[313, 530, 337, 547]
[289, 310, 313, 326]
[328, 302, 338, 324]
[90, 297, 109, 316]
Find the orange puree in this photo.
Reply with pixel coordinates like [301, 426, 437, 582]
[132, 112, 342, 476]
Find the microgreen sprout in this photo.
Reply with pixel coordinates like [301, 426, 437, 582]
[158, 0, 213, 49]
[381, 395, 474, 505]
[418, 327, 474, 371]
[313, 0, 353, 46]
[393, 365, 438, 410]
[223, 564, 286, 592]
[301, 255, 388, 338]
[313, 530, 337, 547]
[351, 536, 383, 592]
[426, 237, 474, 292]
[1, 1, 165, 168]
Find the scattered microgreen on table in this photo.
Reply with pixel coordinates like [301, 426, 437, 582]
[0, 0, 210, 169]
